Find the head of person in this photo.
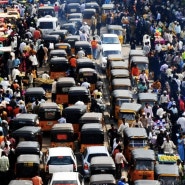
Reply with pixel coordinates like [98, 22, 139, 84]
[122, 118, 126, 123]
[163, 90, 167, 96]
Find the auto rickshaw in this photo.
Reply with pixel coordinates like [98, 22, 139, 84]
[130, 56, 149, 77]
[61, 22, 77, 35]
[12, 126, 42, 149]
[107, 25, 124, 44]
[68, 18, 83, 30]
[66, 3, 81, 17]
[24, 87, 46, 104]
[118, 103, 142, 127]
[106, 54, 125, 76]
[63, 105, 87, 136]
[75, 41, 92, 59]
[66, 0, 81, 4]
[110, 69, 129, 83]
[134, 180, 161, 185]
[54, 43, 71, 58]
[90, 174, 116, 185]
[38, 102, 61, 131]
[76, 57, 95, 72]
[108, 60, 129, 77]
[50, 29, 68, 42]
[50, 123, 75, 150]
[15, 154, 41, 180]
[56, 77, 76, 104]
[49, 57, 69, 79]
[68, 13, 83, 20]
[83, 9, 96, 26]
[155, 164, 180, 185]
[38, 6, 55, 18]
[128, 149, 155, 182]
[9, 114, 39, 131]
[49, 49, 67, 60]
[68, 86, 91, 108]
[79, 112, 103, 128]
[101, 4, 114, 24]
[8, 180, 33, 185]
[64, 35, 80, 54]
[78, 68, 97, 92]
[85, 2, 100, 14]
[15, 141, 40, 157]
[79, 123, 104, 153]
[123, 128, 149, 161]
[129, 49, 145, 62]
[90, 156, 116, 176]
[111, 78, 131, 92]
[137, 93, 158, 108]
[111, 89, 133, 119]
[43, 35, 61, 49]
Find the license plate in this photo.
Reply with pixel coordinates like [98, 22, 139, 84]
[47, 122, 53, 125]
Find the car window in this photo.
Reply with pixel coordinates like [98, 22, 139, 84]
[39, 22, 53, 29]
[102, 37, 120, 44]
[52, 180, 78, 185]
[87, 153, 108, 163]
[48, 156, 74, 165]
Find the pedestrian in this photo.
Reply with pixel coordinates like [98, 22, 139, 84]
[108, 124, 118, 149]
[161, 135, 176, 154]
[177, 134, 184, 162]
[32, 175, 43, 185]
[91, 16, 97, 36]
[115, 148, 128, 179]
[117, 176, 129, 185]
[81, 78, 90, 89]
[0, 151, 9, 185]
[68, 54, 77, 77]
[51, 79, 57, 102]
[91, 37, 98, 60]
[118, 118, 129, 138]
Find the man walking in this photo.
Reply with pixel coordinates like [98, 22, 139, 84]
[91, 37, 98, 60]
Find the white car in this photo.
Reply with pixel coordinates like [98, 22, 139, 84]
[82, 146, 110, 178]
[49, 172, 84, 185]
[45, 147, 77, 174]
[99, 34, 122, 70]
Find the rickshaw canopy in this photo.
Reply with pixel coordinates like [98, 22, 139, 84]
[68, 13, 83, 19]
[138, 93, 158, 105]
[49, 50, 67, 58]
[120, 103, 142, 113]
[131, 149, 155, 161]
[102, 4, 114, 10]
[56, 77, 76, 87]
[43, 34, 61, 44]
[90, 174, 116, 185]
[112, 78, 131, 88]
[64, 35, 80, 48]
[131, 56, 149, 64]
[16, 154, 40, 164]
[83, 9, 96, 19]
[129, 50, 145, 57]
[77, 57, 95, 70]
[81, 123, 103, 133]
[79, 112, 103, 124]
[108, 54, 124, 61]
[110, 61, 129, 70]
[66, 3, 81, 14]
[85, 2, 99, 13]
[79, 67, 97, 75]
[155, 164, 179, 176]
[112, 89, 133, 99]
[110, 69, 129, 78]
[107, 25, 123, 35]
[124, 127, 148, 138]
[51, 123, 74, 132]
[38, 102, 60, 111]
[75, 41, 92, 54]
[134, 180, 160, 185]
[55, 43, 71, 51]
[8, 180, 33, 185]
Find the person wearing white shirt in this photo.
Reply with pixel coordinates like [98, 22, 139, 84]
[12, 67, 20, 81]
[41, 71, 50, 80]
[29, 53, 38, 68]
[118, 118, 129, 137]
[81, 78, 90, 89]
[177, 112, 185, 133]
[1, 78, 10, 92]
[155, 42, 162, 53]
[144, 103, 153, 118]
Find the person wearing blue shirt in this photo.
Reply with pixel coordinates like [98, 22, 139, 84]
[117, 176, 128, 185]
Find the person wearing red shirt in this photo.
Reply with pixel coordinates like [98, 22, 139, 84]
[131, 63, 139, 87]
[33, 27, 41, 41]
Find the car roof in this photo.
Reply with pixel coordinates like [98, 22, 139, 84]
[90, 156, 115, 165]
[90, 174, 115, 183]
[49, 147, 73, 156]
[8, 180, 33, 185]
[51, 172, 79, 181]
[102, 33, 119, 37]
[86, 146, 109, 153]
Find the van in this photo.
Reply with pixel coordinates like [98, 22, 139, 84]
[99, 34, 122, 70]
[37, 15, 60, 36]
[38, 6, 55, 18]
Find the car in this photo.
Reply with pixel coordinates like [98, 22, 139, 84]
[82, 146, 110, 178]
[45, 147, 77, 174]
[49, 172, 84, 185]
[99, 34, 122, 70]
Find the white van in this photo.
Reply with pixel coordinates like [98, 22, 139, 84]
[99, 34, 122, 70]
[37, 15, 60, 36]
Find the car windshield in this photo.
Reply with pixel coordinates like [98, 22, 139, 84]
[52, 180, 78, 185]
[48, 156, 74, 165]
[103, 50, 121, 57]
[87, 153, 108, 163]
[102, 36, 120, 44]
[39, 22, 54, 29]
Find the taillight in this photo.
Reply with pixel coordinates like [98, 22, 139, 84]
[73, 164, 76, 171]
[84, 163, 88, 170]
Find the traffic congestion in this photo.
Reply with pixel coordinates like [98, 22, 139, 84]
[0, 0, 184, 185]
